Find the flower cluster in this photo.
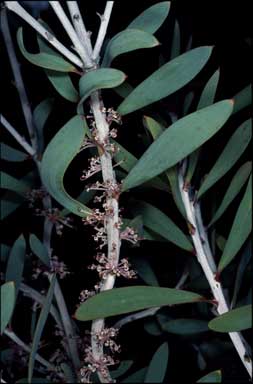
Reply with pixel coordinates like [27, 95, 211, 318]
[32, 256, 70, 280]
[80, 156, 101, 181]
[101, 107, 122, 126]
[35, 208, 73, 235]
[120, 226, 140, 244]
[26, 187, 48, 208]
[89, 253, 136, 280]
[86, 180, 121, 200]
[79, 283, 101, 302]
[91, 327, 120, 353]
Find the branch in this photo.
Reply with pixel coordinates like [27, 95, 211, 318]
[4, 1, 83, 69]
[92, 1, 114, 62]
[1, 115, 36, 157]
[66, 1, 93, 56]
[178, 159, 252, 378]
[49, 1, 93, 69]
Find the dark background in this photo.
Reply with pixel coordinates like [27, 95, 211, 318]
[1, 1, 252, 383]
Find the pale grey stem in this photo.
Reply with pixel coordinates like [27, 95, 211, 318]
[1, 115, 35, 157]
[4, 1, 83, 69]
[66, 1, 93, 56]
[178, 159, 252, 378]
[4, 329, 61, 375]
[49, 1, 93, 69]
[92, 1, 114, 61]
[1, 8, 38, 154]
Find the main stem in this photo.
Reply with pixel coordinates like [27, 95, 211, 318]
[178, 160, 252, 378]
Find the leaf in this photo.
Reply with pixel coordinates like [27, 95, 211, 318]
[131, 257, 159, 286]
[122, 100, 233, 191]
[1, 143, 27, 162]
[1, 192, 25, 220]
[28, 274, 56, 383]
[208, 305, 252, 332]
[144, 318, 162, 336]
[183, 91, 194, 115]
[144, 342, 169, 383]
[218, 176, 252, 273]
[1, 172, 31, 196]
[114, 82, 134, 99]
[122, 367, 147, 383]
[102, 29, 159, 67]
[197, 370, 222, 383]
[170, 19, 180, 59]
[29, 234, 50, 267]
[0, 244, 10, 263]
[111, 361, 134, 379]
[75, 286, 203, 321]
[197, 69, 220, 110]
[127, 2, 171, 34]
[208, 162, 252, 227]
[184, 150, 200, 186]
[33, 98, 54, 153]
[0, 282, 15, 334]
[41, 115, 92, 217]
[160, 318, 209, 335]
[232, 84, 252, 114]
[17, 28, 77, 72]
[198, 119, 252, 198]
[17, 379, 50, 383]
[6, 235, 26, 298]
[77, 69, 126, 113]
[117, 46, 213, 115]
[60, 190, 95, 217]
[133, 201, 192, 251]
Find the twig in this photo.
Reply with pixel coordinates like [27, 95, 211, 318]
[66, 1, 93, 56]
[4, 1, 83, 69]
[1, 115, 35, 157]
[49, 1, 93, 69]
[178, 159, 252, 378]
[92, 1, 114, 62]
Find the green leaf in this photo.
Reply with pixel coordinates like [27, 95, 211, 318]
[0, 244, 10, 263]
[198, 119, 252, 198]
[122, 367, 147, 383]
[29, 234, 50, 267]
[33, 98, 54, 153]
[117, 46, 213, 115]
[122, 100, 233, 190]
[144, 342, 169, 383]
[41, 115, 92, 217]
[131, 257, 159, 286]
[160, 318, 209, 335]
[144, 318, 162, 336]
[232, 84, 252, 114]
[133, 201, 192, 251]
[77, 69, 126, 113]
[218, 176, 252, 272]
[60, 190, 95, 217]
[183, 91, 194, 115]
[17, 28, 77, 72]
[102, 29, 159, 67]
[111, 361, 134, 379]
[170, 19, 180, 59]
[197, 69, 220, 110]
[114, 82, 134, 99]
[28, 274, 56, 383]
[1, 192, 25, 220]
[1, 143, 27, 162]
[208, 162, 252, 227]
[5, 235, 26, 298]
[127, 2, 171, 34]
[208, 305, 252, 332]
[0, 282, 15, 334]
[197, 370, 222, 383]
[1, 172, 31, 196]
[184, 150, 200, 186]
[75, 286, 203, 321]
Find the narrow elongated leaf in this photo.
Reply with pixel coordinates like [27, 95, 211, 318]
[208, 162, 252, 227]
[33, 98, 54, 153]
[185, 150, 200, 186]
[127, 2, 171, 34]
[197, 69, 220, 110]
[232, 84, 252, 114]
[198, 119, 251, 198]
[133, 201, 192, 251]
[208, 305, 252, 332]
[17, 28, 77, 72]
[131, 257, 159, 286]
[1, 172, 31, 196]
[5, 235, 26, 298]
[28, 274, 56, 383]
[170, 19, 180, 59]
[118, 46, 213, 115]
[60, 190, 95, 217]
[41, 115, 91, 217]
[75, 286, 203, 321]
[1, 143, 27, 162]
[1, 192, 25, 220]
[144, 342, 169, 383]
[122, 367, 147, 383]
[114, 82, 134, 99]
[0, 244, 10, 263]
[77, 69, 126, 113]
[29, 234, 50, 267]
[0, 282, 15, 334]
[197, 370, 222, 383]
[122, 100, 233, 191]
[218, 176, 252, 272]
[183, 91, 194, 115]
[160, 318, 209, 335]
[111, 361, 134, 379]
[102, 29, 159, 67]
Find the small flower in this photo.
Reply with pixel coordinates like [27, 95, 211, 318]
[120, 226, 140, 244]
[80, 347, 117, 383]
[50, 256, 70, 279]
[89, 254, 136, 280]
[26, 187, 48, 208]
[80, 157, 102, 181]
[91, 327, 120, 353]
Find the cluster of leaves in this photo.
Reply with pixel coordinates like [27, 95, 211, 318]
[1, 2, 252, 383]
